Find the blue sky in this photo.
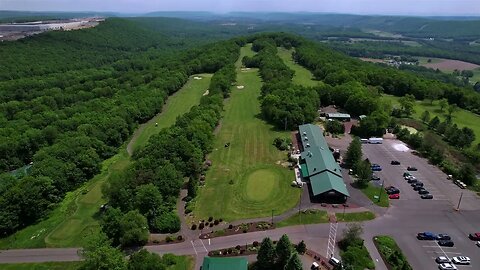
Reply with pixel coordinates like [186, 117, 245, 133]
[1, 0, 479, 16]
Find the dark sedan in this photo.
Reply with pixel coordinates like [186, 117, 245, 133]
[438, 240, 454, 247]
[421, 194, 434, 199]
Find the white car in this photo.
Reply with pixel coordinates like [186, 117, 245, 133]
[438, 263, 457, 270]
[435, 256, 451, 263]
[476, 241, 480, 247]
[452, 256, 470, 265]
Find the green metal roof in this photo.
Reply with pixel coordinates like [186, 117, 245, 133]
[309, 172, 350, 197]
[299, 124, 349, 197]
[202, 257, 248, 270]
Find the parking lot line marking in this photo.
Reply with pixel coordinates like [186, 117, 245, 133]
[190, 240, 198, 255]
[200, 239, 208, 253]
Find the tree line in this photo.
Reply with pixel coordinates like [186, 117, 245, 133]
[0, 19, 241, 236]
[100, 45, 240, 245]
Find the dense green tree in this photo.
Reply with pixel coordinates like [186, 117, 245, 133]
[134, 184, 164, 222]
[338, 223, 363, 250]
[326, 120, 345, 134]
[127, 249, 166, 270]
[119, 210, 149, 247]
[398, 94, 415, 117]
[439, 98, 448, 112]
[100, 207, 123, 246]
[151, 212, 181, 233]
[458, 163, 477, 186]
[355, 159, 372, 187]
[275, 234, 293, 268]
[296, 240, 306, 254]
[421, 110, 431, 123]
[257, 237, 276, 270]
[285, 252, 303, 270]
[345, 138, 362, 169]
[80, 233, 127, 270]
[429, 116, 441, 129]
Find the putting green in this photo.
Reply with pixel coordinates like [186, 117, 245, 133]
[245, 169, 277, 201]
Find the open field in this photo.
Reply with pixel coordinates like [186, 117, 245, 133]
[418, 57, 480, 71]
[277, 47, 319, 87]
[276, 210, 328, 227]
[0, 75, 209, 249]
[0, 262, 82, 270]
[194, 45, 300, 221]
[382, 94, 480, 146]
[128, 73, 212, 155]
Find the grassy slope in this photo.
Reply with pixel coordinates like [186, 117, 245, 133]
[277, 47, 319, 87]
[359, 183, 389, 207]
[194, 44, 300, 221]
[130, 74, 212, 153]
[382, 94, 480, 146]
[0, 75, 210, 249]
[0, 262, 82, 270]
[335, 211, 376, 222]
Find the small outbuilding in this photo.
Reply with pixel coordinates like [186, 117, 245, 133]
[326, 113, 351, 122]
[201, 257, 248, 270]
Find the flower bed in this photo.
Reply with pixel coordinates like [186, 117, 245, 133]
[200, 221, 274, 239]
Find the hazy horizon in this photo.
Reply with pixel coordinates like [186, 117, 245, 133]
[1, 0, 480, 16]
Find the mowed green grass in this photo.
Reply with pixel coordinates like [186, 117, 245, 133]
[471, 68, 480, 83]
[359, 183, 389, 207]
[335, 211, 376, 222]
[382, 94, 480, 146]
[129, 74, 212, 154]
[276, 210, 328, 227]
[277, 47, 319, 87]
[0, 75, 210, 249]
[0, 262, 82, 270]
[194, 45, 300, 221]
[168, 255, 194, 270]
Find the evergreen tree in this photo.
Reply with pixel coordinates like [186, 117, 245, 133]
[80, 232, 127, 270]
[421, 110, 431, 123]
[285, 252, 303, 270]
[355, 159, 372, 188]
[257, 237, 275, 270]
[275, 234, 293, 268]
[345, 138, 362, 169]
[296, 240, 306, 254]
[428, 116, 440, 130]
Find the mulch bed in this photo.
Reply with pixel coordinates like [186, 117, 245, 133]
[200, 221, 275, 239]
[145, 235, 185, 246]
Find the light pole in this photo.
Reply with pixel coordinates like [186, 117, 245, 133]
[271, 209, 274, 225]
[377, 180, 384, 202]
[456, 192, 463, 211]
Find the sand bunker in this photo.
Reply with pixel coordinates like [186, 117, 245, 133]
[392, 143, 410, 152]
[193, 76, 202, 80]
[237, 85, 245, 89]
[203, 89, 209, 96]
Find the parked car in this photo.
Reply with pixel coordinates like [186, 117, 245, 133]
[348, 169, 354, 175]
[407, 166, 418, 171]
[417, 232, 437, 240]
[328, 257, 341, 267]
[372, 166, 382, 171]
[438, 240, 455, 247]
[468, 232, 480, 240]
[412, 182, 424, 187]
[438, 263, 457, 270]
[476, 241, 480, 247]
[407, 178, 418, 184]
[405, 175, 416, 181]
[436, 256, 451, 263]
[421, 194, 434, 199]
[413, 185, 424, 191]
[371, 174, 380, 181]
[418, 189, 430, 195]
[386, 187, 400, 195]
[391, 160, 401, 165]
[403, 172, 412, 177]
[454, 180, 467, 189]
[437, 234, 451, 240]
[452, 256, 470, 265]
[389, 193, 400, 199]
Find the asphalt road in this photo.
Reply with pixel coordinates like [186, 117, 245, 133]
[1, 138, 480, 270]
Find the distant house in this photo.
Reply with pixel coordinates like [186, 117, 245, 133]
[298, 124, 349, 203]
[326, 113, 351, 122]
[201, 257, 248, 270]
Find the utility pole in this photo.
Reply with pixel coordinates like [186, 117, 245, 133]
[456, 192, 463, 211]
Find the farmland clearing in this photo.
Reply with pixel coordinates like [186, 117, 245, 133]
[417, 57, 480, 71]
[194, 44, 300, 221]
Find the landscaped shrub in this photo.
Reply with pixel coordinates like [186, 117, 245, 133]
[236, 245, 241, 250]
[177, 235, 183, 241]
[374, 236, 412, 270]
[253, 241, 259, 247]
[209, 223, 213, 227]
[219, 218, 223, 222]
[191, 224, 197, 230]
[208, 216, 213, 222]
[228, 224, 233, 229]
[199, 223, 205, 230]
[214, 219, 219, 225]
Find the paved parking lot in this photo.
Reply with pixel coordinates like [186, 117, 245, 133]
[362, 139, 480, 210]
[359, 138, 480, 270]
